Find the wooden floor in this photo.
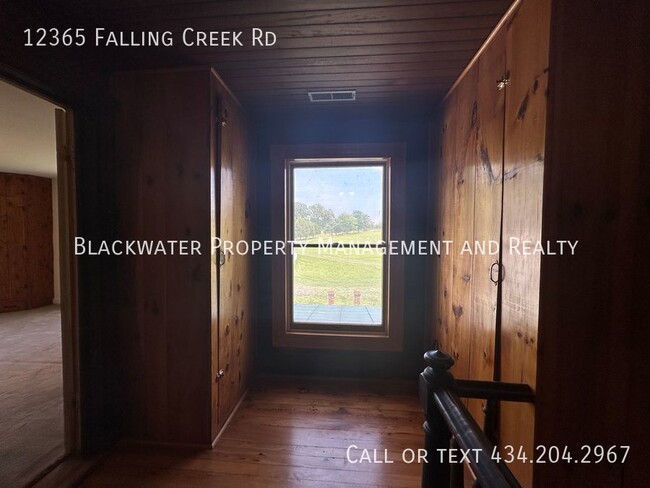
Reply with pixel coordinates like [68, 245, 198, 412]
[81, 377, 424, 487]
[0, 305, 65, 487]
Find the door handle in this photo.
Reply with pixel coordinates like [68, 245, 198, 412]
[490, 261, 503, 284]
[216, 369, 225, 380]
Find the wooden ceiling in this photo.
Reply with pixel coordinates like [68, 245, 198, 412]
[69, 0, 514, 111]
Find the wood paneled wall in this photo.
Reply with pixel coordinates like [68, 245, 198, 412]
[433, 10, 516, 416]
[433, 0, 549, 485]
[434, 91, 457, 371]
[468, 27, 506, 425]
[432, 0, 650, 486]
[113, 69, 213, 445]
[211, 74, 255, 441]
[0, 173, 54, 312]
[113, 68, 254, 446]
[499, 0, 549, 483]
[449, 63, 478, 384]
[535, 0, 650, 486]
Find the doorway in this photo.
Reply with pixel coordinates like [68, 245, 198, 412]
[0, 78, 79, 487]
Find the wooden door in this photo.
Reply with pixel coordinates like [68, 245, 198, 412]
[448, 62, 479, 382]
[436, 35, 505, 428]
[210, 82, 221, 441]
[500, 0, 551, 484]
[467, 28, 507, 426]
[214, 74, 254, 434]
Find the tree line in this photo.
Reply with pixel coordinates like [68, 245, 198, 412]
[294, 202, 379, 239]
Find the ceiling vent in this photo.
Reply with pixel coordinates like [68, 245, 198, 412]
[308, 90, 356, 102]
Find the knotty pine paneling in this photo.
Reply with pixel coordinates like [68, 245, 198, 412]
[435, 29, 506, 428]
[26, 175, 55, 308]
[0, 173, 53, 312]
[499, 0, 550, 483]
[430, 0, 648, 485]
[0, 177, 8, 304]
[467, 27, 506, 427]
[4, 191, 27, 309]
[449, 62, 479, 381]
[212, 72, 255, 438]
[113, 67, 254, 446]
[113, 69, 214, 445]
[433, 1, 549, 485]
[435, 92, 457, 359]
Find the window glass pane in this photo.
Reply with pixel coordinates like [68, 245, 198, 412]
[292, 165, 384, 243]
[292, 248, 383, 325]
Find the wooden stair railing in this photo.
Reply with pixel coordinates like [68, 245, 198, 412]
[419, 350, 535, 488]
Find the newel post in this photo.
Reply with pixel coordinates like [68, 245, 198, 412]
[419, 350, 455, 487]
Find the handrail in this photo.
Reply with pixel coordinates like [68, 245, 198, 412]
[419, 350, 535, 488]
[434, 389, 520, 487]
[454, 379, 535, 403]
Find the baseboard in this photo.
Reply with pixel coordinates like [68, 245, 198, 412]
[28, 454, 106, 488]
[212, 389, 248, 448]
[116, 390, 249, 452]
[40, 390, 250, 485]
[117, 437, 212, 451]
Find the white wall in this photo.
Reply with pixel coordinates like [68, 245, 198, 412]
[0, 79, 57, 177]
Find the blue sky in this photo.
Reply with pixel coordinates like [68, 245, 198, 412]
[293, 166, 384, 222]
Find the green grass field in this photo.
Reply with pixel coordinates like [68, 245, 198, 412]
[300, 228, 383, 245]
[293, 230, 383, 306]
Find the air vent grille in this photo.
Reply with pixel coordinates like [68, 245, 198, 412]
[308, 90, 356, 102]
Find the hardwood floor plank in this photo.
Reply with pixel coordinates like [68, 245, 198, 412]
[242, 393, 422, 413]
[230, 409, 423, 434]
[86, 463, 419, 488]
[81, 377, 424, 487]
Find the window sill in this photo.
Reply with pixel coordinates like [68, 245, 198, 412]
[272, 328, 403, 352]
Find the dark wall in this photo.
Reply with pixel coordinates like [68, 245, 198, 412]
[535, 0, 650, 485]
[253, 106, 435, 379]
[0, 1, 119, 454]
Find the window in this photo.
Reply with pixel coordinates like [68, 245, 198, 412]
[271, 144, 405, 351]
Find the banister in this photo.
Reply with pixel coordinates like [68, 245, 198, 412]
[454, 379, 535, 403]
[420, 350, 533, 488]
[434, 389, 520, 487]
